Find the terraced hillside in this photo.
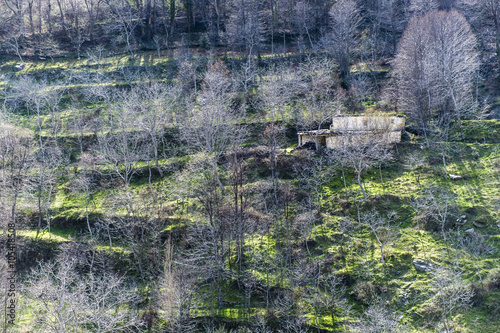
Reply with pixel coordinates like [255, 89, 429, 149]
[0, 50, 499, 333]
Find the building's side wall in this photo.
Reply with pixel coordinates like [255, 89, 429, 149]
[329, 116, 405, 132]
[299, 134, 328, 147]
[299, 134, 312, 146]
[326, 131, 402, 149]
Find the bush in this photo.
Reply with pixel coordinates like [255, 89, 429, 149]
[470, 283, 485, 306]
[353, 281, 377, 305]
[486, 268, 500, 291]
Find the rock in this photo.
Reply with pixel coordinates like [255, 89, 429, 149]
[14, 63, 25, 71]
[461, 215, 466, 219]
[465, 228, 474, 234]
[449, 174, 462, 180]
[473, 221, 485, 228]
[413, 259, 433, 272]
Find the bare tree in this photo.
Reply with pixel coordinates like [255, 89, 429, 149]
[70, 152, 98, 237]
[31, 144, 64, 237]
[410, 0, 440, 15]
[305, 275, 351, 331]
[0, 121, 32, 237]
[260, 63, 303, 125]
[462, 233, 494, 285]
[415, 187, 456, 240]
[179, 61, 246, 310]
[432, 267, 473, 332]
[393, 9, 480, 130]
[103, 0, 140, 56]
[160, 238, 196, 332]
[359, 209, 398, 266]
[132, 81, 181, 176]
[292, 1, 315, 52]
[272, 289, 308, 333]
[364, 0, 410, 56]
[324, 0, 362, 84]
[83, 0, 103, 43]
[226, 0, 262, 57]
[456, 0, 500, 67]
[352, 301, 407, 333]
[183, 60, 244, 189]
[24, 248, 141, 332]
[293, 151, 333, 213]
[333, 133, 394, 201]
[294, 58, 342, 150]
[0, 121, 32, 331]
[97, 88, 148, 212]
[8, 77, 66, 238]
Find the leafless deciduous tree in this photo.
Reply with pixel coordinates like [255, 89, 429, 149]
[432, 267, 473, 333]
[410, 0, 439, 15]
[333, 133, 394, 201]
[461, 233, 494, 285]
[325, 0, 362, 83]
[456, 0, 500, 67]
[294, 58, 342, 150]
[24, 248, 141, 332]
[183, 60, 244, 189]
[414, 187, 456, 239]
[0, 122, 32, 330]
[226, 0, 262, 57]
[160, 238, 196, 332]
[352, 301, 407, 333]
[359, 209, 398, 266]
[103, 0, 140, 56]
[8, 77, 66, 238]
[305, 275, 351, 331]
[393, 9, 480, 130]
[260, 64, 298, 124]
[97, 88, 148, 212]
[70, 152, 98, 237]
[363, 0, 410, 56]
[132, 81, 180, 176]
[0, 121, 32, 236]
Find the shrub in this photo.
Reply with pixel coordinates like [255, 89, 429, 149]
[485, 268, 500, 291]
[353, 281, 377, 304]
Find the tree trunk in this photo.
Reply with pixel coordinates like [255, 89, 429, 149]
[356, 170, 367, 201]
[169, 0, 175, 36]
[442, 153, 448, 179]
[56, 0, 67, 36]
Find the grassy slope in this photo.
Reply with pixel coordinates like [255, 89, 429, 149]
[3, 54, 500, 332]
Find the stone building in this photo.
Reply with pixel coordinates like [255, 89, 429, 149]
[298, 115, 406, 149]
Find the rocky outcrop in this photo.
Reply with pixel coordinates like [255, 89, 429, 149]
[413, 259, 434, 272]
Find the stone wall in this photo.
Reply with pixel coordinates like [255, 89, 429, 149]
[329, 116, 405, 132]
[325, 131, 402, 149]
[297, 115, 405, 149]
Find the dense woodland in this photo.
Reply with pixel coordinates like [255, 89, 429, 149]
[1, 0, 500, 332]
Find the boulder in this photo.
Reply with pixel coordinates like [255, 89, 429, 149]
[14, 63, 25, 71]
[472, 221, 485, 228]
[413, 259, 433, 272]
[465, 228, 474, 234]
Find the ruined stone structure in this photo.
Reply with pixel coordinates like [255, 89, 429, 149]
[298, 115, 406, 149]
